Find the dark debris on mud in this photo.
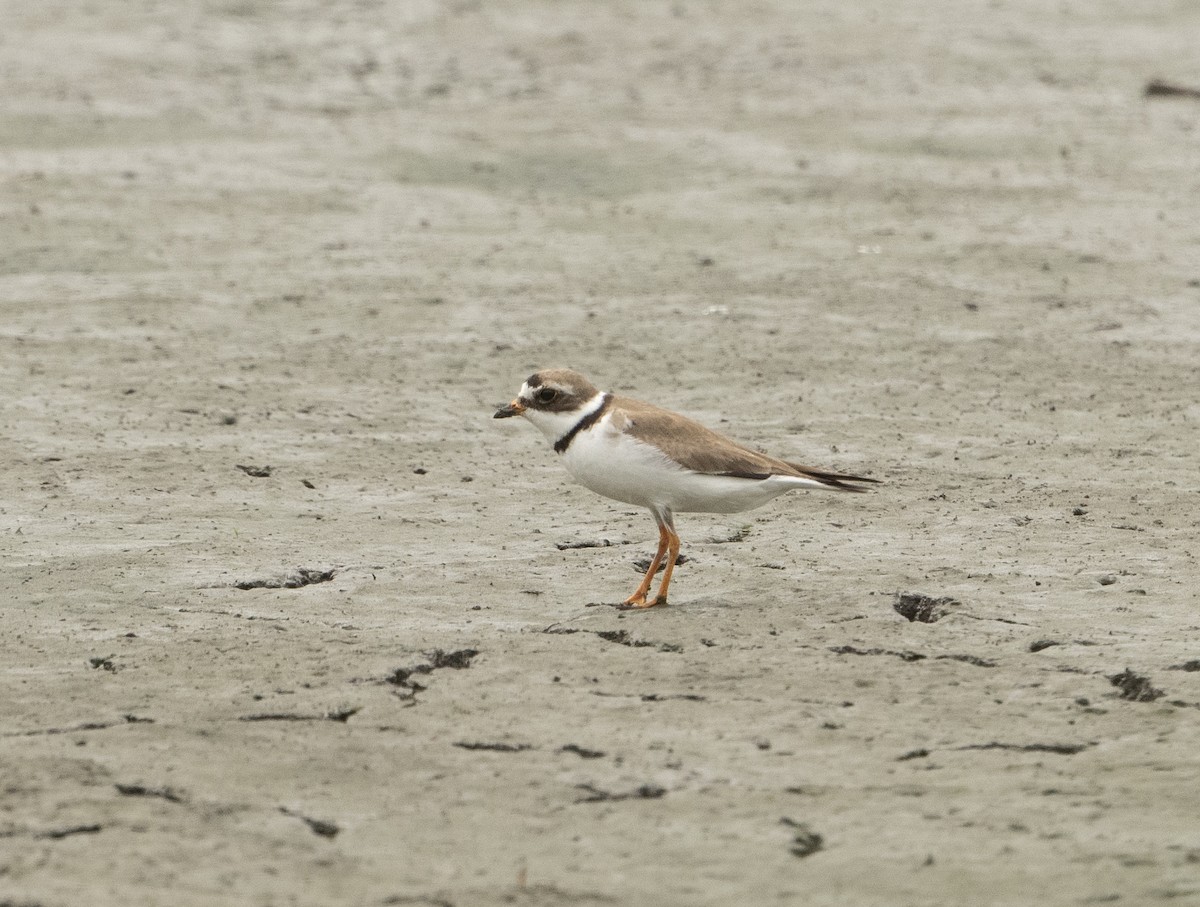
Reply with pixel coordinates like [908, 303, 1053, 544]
[235, 464, 273, 477]
[1109, 669, 1164, 702]
[781, 818, 824, 858]
[556, 538, 616, 550]
[427, 649, 478, 670]
[385, 649, 480, 700]
[893, 592, 961, 623]
[632, 553, 690, 573]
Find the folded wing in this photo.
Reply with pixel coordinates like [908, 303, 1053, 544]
[612, 396, 878, 491]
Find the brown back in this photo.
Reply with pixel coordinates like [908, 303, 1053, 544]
[611, 395, 873, 488]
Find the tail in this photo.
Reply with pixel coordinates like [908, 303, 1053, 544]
[790, 464, 880, 492]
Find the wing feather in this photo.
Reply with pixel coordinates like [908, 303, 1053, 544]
[611, 395, 877, 491]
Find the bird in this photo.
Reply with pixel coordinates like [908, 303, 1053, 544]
[494, 368, 878, 608]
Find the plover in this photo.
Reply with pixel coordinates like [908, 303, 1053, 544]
[495, 368, 877, 607]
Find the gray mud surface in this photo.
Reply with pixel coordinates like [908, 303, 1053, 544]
[3, 2, 1200, 904]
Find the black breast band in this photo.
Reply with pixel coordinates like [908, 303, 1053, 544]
[554, 394, 613, 454]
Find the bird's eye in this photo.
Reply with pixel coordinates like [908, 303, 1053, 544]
[536, 388, 558, 405]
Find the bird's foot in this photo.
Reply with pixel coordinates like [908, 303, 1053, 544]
[619, 593, 667, 609]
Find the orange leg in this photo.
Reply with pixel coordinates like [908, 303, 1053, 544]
[623, 521, 670, 607]
[647, 524, 681, 607]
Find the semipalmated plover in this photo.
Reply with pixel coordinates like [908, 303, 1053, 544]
[495, 368, 877, 608]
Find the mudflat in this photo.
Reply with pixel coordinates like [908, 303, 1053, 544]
[3, 2, 1199, 905]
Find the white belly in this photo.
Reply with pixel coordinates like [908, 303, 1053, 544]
[561, 416, 811, 514]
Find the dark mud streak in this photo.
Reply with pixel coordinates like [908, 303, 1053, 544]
[115, 783, 186, 803]
[829, 645, 926, 662]
[1145, 79, 1200, 99]
[39, 824, 103, 840]
[453, 742, 533, 752]
[239, 713, 321, 722]
[829, 646, 995, 667]
[380, 896, 456, 907]
[0, 826, 104, 841]
[956, 742, 1094, 755]
[640, 693, 706, 702]
[234, 568, 335, 590]
[3, 715, 152, 738]
[239, 707, 360, 722]
[279, 807, 338, 839]
[545, 626, 682, 653]
[936, 653, 997, 668]
[560, 744, 606, 759]
[575, 783, 666, 803]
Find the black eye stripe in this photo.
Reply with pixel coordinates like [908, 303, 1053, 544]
[523, 385, 583, 412]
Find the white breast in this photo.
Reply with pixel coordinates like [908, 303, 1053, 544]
[561, 413, 810, 514]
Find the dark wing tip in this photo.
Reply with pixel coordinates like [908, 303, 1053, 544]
[718, 468, 880, 490]
[791, 466, 881, 491]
